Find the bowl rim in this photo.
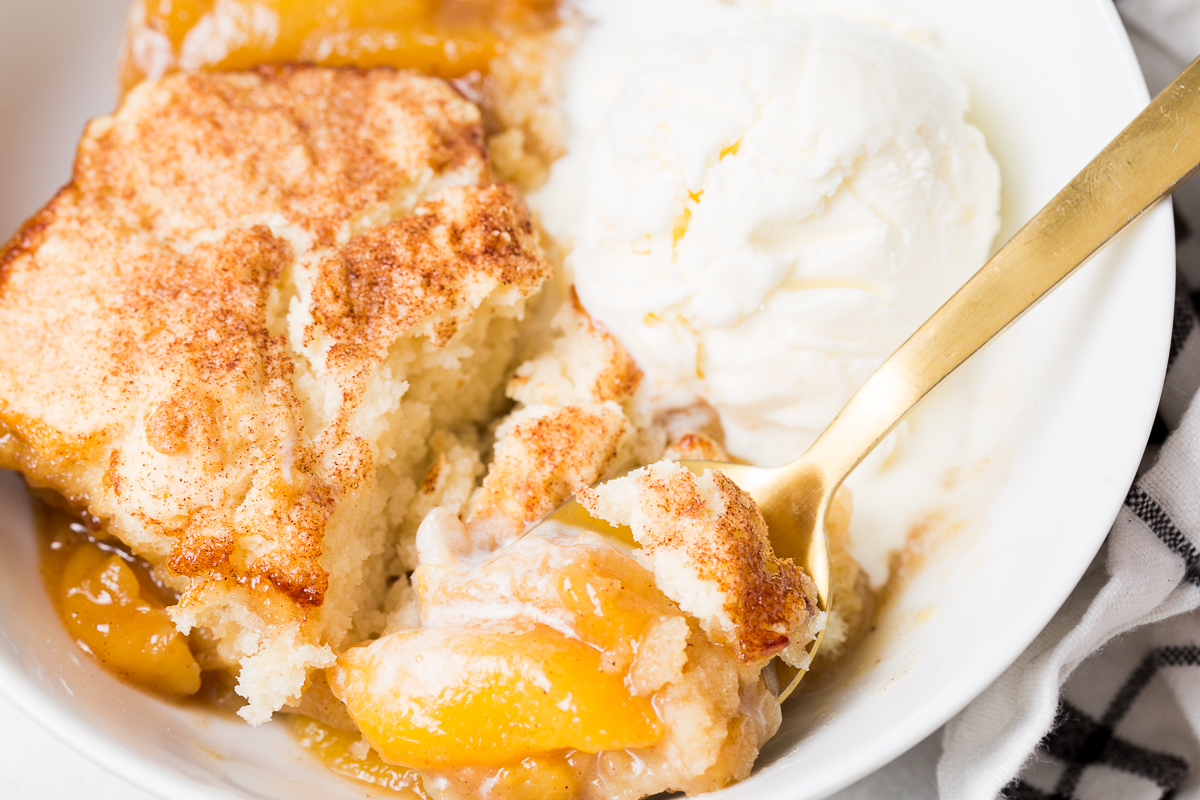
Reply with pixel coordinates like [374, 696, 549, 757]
[0, 0, 1172, 797]
[781, 0, 1171, 788]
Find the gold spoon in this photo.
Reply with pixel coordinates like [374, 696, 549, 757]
[545, 53, 1200, 701]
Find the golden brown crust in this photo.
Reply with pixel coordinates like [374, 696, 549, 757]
[652, 468, 811, 662]
[567, 289, 643, 404]
[471, 291, 644, 539]
[663, 432, 728, 462]
[579, 464, 820, 665]
[0, 196, 59, 286]
[0, 67, 549, 618]
[75, 66, 489, 247]
[310, 183, 548, 377]
[504, 293, 643, 409]
[473, 404, 628, 530]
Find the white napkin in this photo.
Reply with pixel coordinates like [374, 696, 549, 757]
[936, 3, 1200, 797]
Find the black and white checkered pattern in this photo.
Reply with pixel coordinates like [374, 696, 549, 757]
[1005, 647, 1199, 800]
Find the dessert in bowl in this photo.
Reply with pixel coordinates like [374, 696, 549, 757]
[0, 0, 1174, 797]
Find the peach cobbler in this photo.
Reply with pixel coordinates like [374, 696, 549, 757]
[2, 0, 884, 797]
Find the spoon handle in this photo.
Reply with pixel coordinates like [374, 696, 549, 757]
[797, 53, 1200, 488]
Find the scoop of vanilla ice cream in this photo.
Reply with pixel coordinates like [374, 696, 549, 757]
[540, 8, 1000, 466]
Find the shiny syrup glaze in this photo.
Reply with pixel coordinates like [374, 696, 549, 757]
[121, 0, 560, 91]
[37, 501, 247, 710]
[37, 501, 202, 698]
[288, 715, 429, 799]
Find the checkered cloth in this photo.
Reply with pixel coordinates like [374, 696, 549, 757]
[935, 3, 1200, 798]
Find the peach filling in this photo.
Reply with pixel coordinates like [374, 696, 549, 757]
[288, 715, 429, 798]
[40, 507, 200, 697]
[122, 0, 559, 90]
[336, 625, 661, 769]
[331, 530, 692, 773]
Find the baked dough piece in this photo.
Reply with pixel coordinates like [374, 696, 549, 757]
[578, 462, 823, 670]
[0, 66, 551, 723]
[466, 296, 649, 545]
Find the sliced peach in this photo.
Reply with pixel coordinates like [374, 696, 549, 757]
[416, 533, 681, 674]
[124, 0, 559, 90]
[59, 543, 200, 697]
[331, 623, 662, 769]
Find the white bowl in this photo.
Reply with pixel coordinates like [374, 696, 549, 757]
[0, 0, 1173, 798]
